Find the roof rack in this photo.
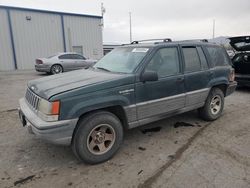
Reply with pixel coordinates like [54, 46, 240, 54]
[177, 39, 208, 43]
[131, 38, 172, 44]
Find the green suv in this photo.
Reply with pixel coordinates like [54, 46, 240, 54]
[19, 39, 237, 164]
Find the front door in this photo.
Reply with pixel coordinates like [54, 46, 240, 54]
[71, 54, 88, 69]
[135, 47, 185, 120]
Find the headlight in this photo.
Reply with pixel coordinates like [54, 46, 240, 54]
[38, 98, 60, 121]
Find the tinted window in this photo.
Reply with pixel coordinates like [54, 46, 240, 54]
[71, 54, 85, 60]
[182, 47, 201, 72]
[197, 47, 208, 70]
[59, 54, 72, 59]
[207, 46, 230, 67]
[146, 47, 180, 77]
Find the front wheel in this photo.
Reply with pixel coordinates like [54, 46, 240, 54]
[72, 111, 123, 164]
[198, 88, 224, 121]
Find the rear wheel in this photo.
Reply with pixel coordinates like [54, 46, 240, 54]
[50, 64, 63, 74]
[199, 88, 224, 121]
[72, 111, 123, 164]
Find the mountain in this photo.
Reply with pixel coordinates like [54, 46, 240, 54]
[208, 36, 230, 45]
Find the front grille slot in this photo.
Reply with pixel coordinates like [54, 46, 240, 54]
[25, 88, 40, 110]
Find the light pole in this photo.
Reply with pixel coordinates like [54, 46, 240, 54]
[212, 19, 215, 39]
[129, 12, 132, 43]
[101, 3, 106, 28]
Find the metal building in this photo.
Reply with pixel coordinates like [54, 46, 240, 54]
[0, 6, 103, 71]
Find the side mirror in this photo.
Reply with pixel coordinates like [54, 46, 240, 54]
[141, 71, 158, 82]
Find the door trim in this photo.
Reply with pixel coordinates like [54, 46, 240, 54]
[124, 88, 211, 128]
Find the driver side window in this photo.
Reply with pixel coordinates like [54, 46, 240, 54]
[145, 47, 180, 78]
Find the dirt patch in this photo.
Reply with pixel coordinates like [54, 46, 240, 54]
[14, 175, 35, 186]
[174, 122, 195, 128]
[141, 127, 162, 134]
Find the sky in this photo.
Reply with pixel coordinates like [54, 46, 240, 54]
[1, 0, 250, 44]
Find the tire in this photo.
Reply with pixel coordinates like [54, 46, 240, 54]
[72, 111, 123, 164]
[50, 64, 63, 74]
[198, 88, 224, 121]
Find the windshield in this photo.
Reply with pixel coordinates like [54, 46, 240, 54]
[94, 47, 149, 73]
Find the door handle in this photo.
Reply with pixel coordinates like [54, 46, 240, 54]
[176, 77, 184, 83]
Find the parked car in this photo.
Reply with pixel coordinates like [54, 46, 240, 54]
[229, 36, 250, 87]
[35, 52, 97, 74]
[19, 39, 237, 164]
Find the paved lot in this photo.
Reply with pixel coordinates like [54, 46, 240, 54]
[0, 71, 45, 112]
[0, 71, 249, 188]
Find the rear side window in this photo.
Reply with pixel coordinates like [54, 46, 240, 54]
[197, 47, 208, 70]
[182, 47, 201, 72]
[206, 46, 230, 67]
[59, 54, 72, 59]
[71, 54, 85, 60]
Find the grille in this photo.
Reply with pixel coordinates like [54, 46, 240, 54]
[25, 88, 40, 110]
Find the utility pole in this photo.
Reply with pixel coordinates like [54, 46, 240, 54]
[129, 12, 132, 43]
[212, 19, 215, 39]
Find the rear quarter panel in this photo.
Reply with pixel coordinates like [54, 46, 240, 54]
[208, 66, 231, 87]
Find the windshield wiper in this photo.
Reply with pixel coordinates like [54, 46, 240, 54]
[95, 67, 111, 72]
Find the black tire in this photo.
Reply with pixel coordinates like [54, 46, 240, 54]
[198, 88, 224, 121]
[50, 64, 63, 74]
[72, 111, 123, 164]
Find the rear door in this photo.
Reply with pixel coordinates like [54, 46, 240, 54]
[181, 45, 211, 107]
[135, 46, 186, 120]
[58, 54, 77, 70]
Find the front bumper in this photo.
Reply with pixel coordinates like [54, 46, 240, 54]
[19, 98, 78, 145]
[235, 74, 250, 87]
[226, 81, 237, 96]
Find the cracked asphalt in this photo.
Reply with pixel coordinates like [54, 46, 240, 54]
[0, 71, 249, 188]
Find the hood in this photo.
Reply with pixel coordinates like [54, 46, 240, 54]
[28, 69, 132, 100]
[229, 36, 250, 51]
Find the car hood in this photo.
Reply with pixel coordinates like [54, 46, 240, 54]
[229, 36, 250, 51]
[28, 69, 132, 100]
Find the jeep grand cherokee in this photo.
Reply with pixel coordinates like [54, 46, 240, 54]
[19, 39, 237, 164]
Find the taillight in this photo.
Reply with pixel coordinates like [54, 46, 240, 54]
[229, 69, 235, 82]
[36, 59, 43, 64]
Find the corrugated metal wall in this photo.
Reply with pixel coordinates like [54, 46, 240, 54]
[0, 9, 15, 71]
[0, 7, 103, 71]
[63, 15, 103, 60]
[10, 10, 64, 70]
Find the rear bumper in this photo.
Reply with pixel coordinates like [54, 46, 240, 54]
[35, 65, 50, 72]
[19, 98, 78, 145]
[226, 81, 237, 96]
[235, 74, 250, 86]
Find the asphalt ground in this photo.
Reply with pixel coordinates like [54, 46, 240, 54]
[0, 71, 249, 188]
